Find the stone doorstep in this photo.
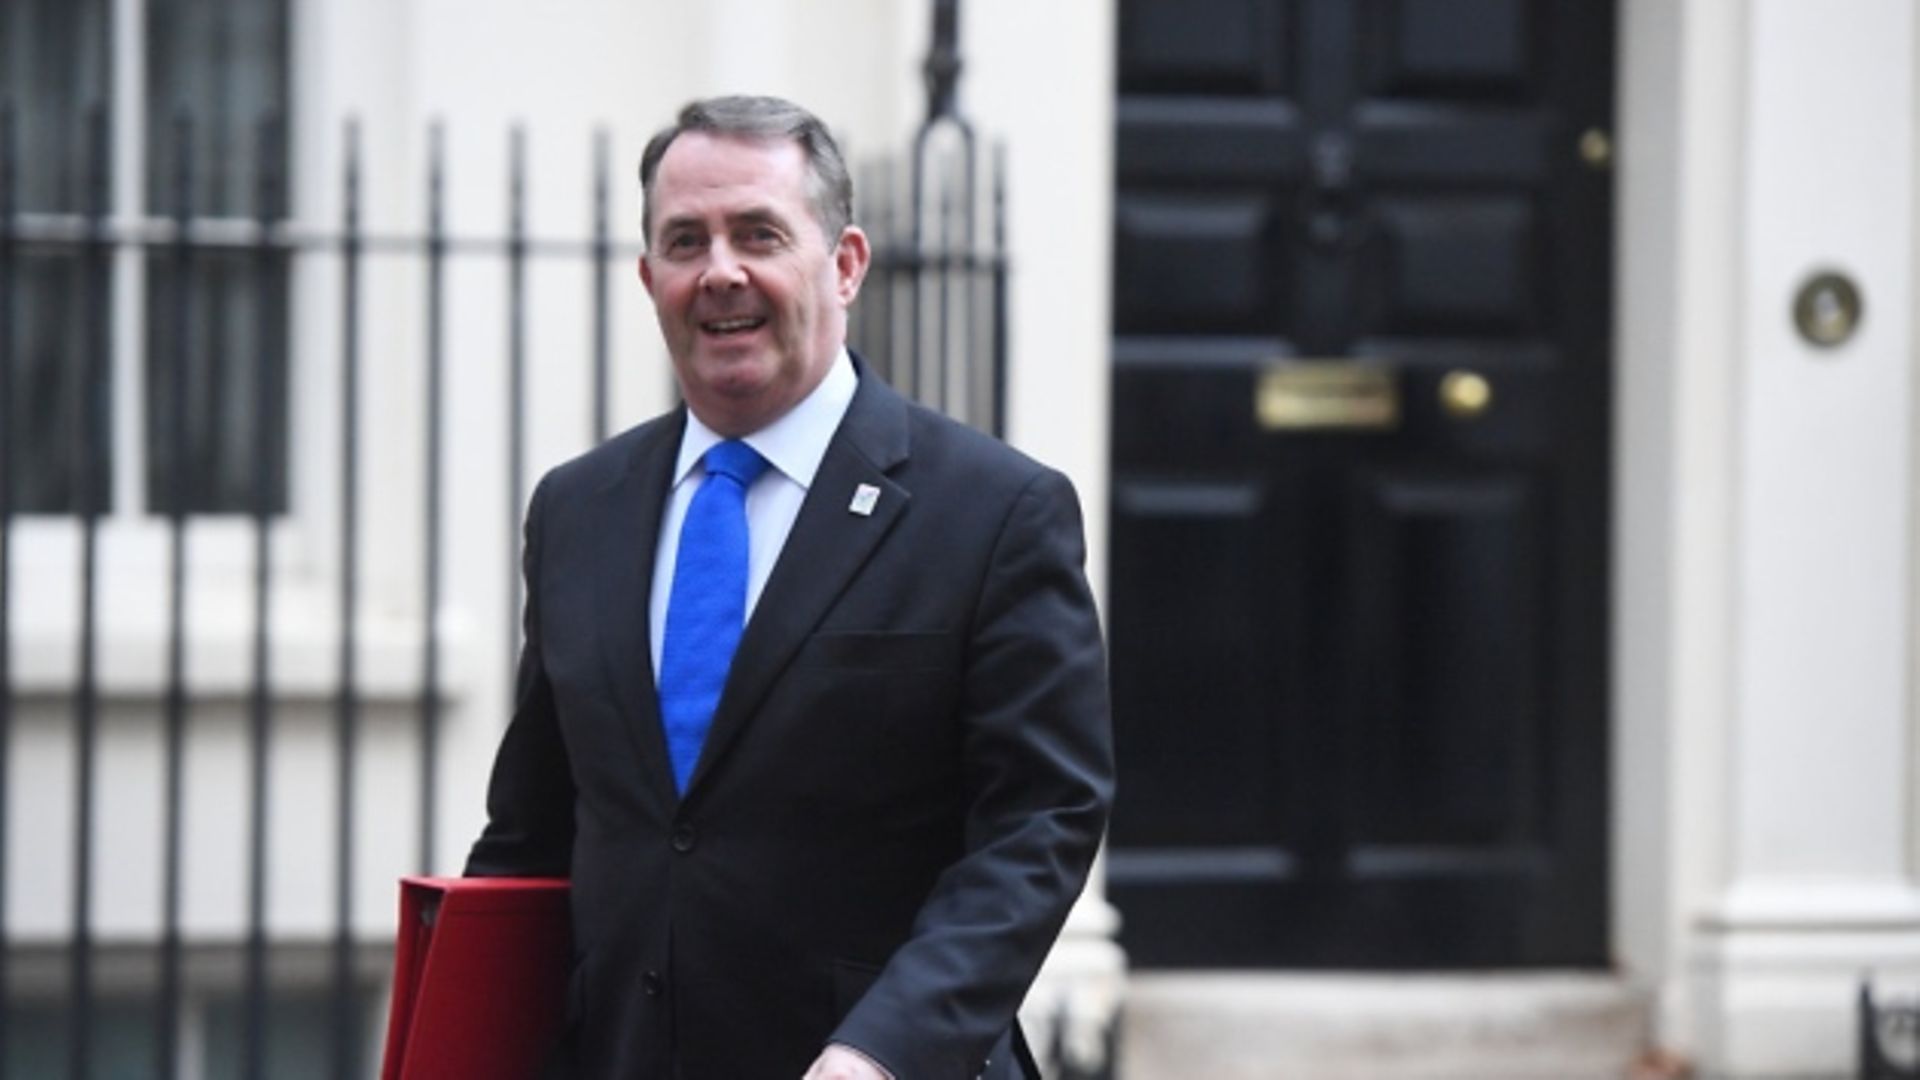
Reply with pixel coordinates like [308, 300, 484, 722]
[1118, 972, 1652, 1080]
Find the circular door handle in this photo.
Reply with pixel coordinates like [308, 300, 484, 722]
[1439, 370, 1493, 421]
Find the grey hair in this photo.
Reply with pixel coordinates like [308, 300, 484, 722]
[638, 95, 854, 246]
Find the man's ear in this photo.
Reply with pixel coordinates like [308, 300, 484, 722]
[638, 252, 654, 293]
[834, 226, 871, 306]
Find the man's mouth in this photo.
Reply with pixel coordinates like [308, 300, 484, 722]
[700, 316, 767, 337]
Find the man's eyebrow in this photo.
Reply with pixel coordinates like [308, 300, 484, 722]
[656, 212, 705, 235]
[726, 207, 791, 230]
[655, 206, 791, 236]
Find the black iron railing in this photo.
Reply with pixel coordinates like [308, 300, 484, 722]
[0, 100, 1009, 1080]
[0, 103, 14, 1080]
[1863, 979, 1920, 1079]
[850, 0, 1009, 439]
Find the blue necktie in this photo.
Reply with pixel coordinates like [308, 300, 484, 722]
[658, 440, 770, 793]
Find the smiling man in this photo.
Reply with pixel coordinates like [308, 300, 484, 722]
[465, 96, 1114, 1080]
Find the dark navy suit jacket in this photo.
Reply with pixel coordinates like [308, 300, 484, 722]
[466, 363, 1114, 1079]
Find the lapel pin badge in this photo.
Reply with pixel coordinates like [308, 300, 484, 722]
[849, 483, 881, 517]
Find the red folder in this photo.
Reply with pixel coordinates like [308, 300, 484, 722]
[380, 876, 572, 1080]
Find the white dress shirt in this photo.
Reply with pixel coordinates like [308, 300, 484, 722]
[649, 349, 858, 680]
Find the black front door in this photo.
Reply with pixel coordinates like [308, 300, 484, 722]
[1106, 0, 1614, 967]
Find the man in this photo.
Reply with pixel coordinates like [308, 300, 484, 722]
[466, 95, 1113, 1080]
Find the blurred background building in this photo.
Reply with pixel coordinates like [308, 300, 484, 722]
[3, 0, 1918, 1077]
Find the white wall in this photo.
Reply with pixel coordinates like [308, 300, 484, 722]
[1612, 0, 1745, 1049]
[961, 0, 1115, 606]
[1614, 1, 1920, 1074]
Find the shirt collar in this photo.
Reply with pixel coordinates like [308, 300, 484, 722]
[671, 347, 858, 490]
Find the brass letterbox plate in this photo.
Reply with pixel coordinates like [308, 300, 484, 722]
[1256, 363, 1399, 431]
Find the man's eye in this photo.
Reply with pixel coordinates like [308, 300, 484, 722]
[662, 233, 704, 256]
[738, 226, 783, 249]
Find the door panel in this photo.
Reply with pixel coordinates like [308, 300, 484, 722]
[1363, 0, 1537, 97]
[1109, 480, 1277, 847]
[1108, 0, 1613, 967]
[1348, 472, 1543, 850]
[1115, 193, 1288, 333]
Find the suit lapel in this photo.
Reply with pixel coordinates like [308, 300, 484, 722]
[588, 412, 684, 804]
[683, 373, 912, 796]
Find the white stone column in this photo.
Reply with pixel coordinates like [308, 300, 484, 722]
[1689, 1, 1920, 1073]
[962, 2, 1129, 1073]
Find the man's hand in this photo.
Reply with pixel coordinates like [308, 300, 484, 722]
[802, 1043, 893, 1080]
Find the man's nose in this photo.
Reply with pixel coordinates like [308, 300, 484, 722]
[699, 241, 748, 291]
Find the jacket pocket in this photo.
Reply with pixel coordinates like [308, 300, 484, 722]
[798, 631, 954, 672]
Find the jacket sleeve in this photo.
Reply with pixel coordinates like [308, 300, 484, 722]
[465, 476, 576, 878]
[830, 468, 1116, 1079]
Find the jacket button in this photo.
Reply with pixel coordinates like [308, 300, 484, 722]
[642, 970, 664, 996]
[670, 825, 696, 853]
